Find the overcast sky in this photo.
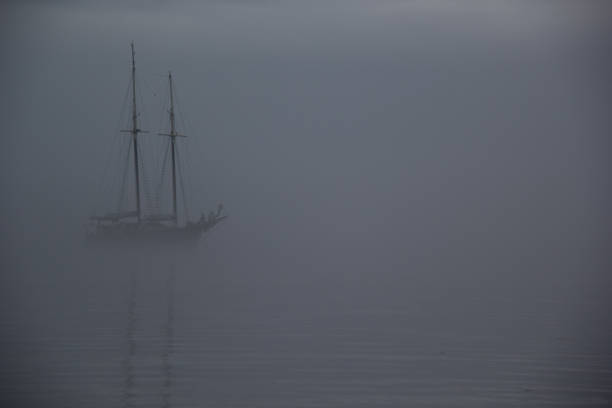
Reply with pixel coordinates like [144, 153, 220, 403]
[1, 0, 611, 320]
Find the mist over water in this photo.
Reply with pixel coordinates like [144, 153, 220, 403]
[2, 1, 612, 407]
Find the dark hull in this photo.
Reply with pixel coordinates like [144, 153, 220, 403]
[86, 216, 226, 246]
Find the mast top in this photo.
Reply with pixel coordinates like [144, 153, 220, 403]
[131, 42, 135, 69]
[158, 72, 186, 139]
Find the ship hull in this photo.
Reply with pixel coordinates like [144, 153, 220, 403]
[86, 217, 226, 246]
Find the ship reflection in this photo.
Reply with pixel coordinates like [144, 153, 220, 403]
[122, 258, 176, 408]
[162, 263, 175, 408]
[122, 270, 136, 408]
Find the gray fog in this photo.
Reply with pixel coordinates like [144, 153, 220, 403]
[1, 1, 611, 407]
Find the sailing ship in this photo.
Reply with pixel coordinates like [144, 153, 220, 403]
[87, 43, 226, 243]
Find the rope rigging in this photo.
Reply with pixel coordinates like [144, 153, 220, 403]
[116, 139, 133, 213]
[155, 140, 172, 214]
[175, 146, 190, 222]
[174, 85, 198, 214]
[95, 80, 132, 216]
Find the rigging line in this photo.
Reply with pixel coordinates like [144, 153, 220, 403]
[179, 131, 196, 214]
[174, 83, 196, 152]
[99, 117, 126, 211]
[140, 149, 154, 214]
[175, 147, 190, 221]
[135, 76, 156, 214]
[116, 138, 133, 213]
[178, 142, 195, 217]
[136, 77, 151, 150]
[111, 138, 130, 210]
[156, 79, 169, 139]
[140, 71, 165, 171]
[172, 135, 197, 220]
[104, 140, 121, 213]
[96, 80, 131, 215]
[154, 83, 170, 187]
[155, 140, 171, 211]
[142, 72, 161, 166]
[173, 85, 198, 211]
[173, 83, 191, 138]
[135, 76, 144, 130]
[142, 77, 167, 210]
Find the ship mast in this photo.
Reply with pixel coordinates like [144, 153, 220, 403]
[130, 42, 142, 222]
[158, 72, 185, 224]
[168, 72, 178, 223]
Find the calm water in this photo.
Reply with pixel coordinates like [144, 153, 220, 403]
[2, 242, 611, 408]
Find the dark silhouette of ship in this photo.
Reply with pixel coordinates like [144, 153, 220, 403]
[87, 43, 226, 243]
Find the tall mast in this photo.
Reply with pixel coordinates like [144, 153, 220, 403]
[131, 42, 142, 222]
[159, 72, 186, 223]
[168, 72, 178, 224]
